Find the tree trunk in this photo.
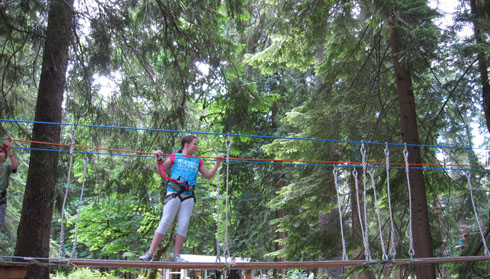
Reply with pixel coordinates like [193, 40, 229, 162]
[388, 17, 436, 279]
[14, 0, 73, 278]
[469, 0, 490, 134]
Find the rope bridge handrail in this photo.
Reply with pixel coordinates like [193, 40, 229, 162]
[6, 138, 489, 171]
[1, 118, 488, 151]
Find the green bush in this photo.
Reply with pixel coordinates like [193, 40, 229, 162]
[52, 268, 121, 279]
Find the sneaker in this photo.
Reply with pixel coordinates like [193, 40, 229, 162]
[139, 252, 153, 261]
[172, 254, 188, 262]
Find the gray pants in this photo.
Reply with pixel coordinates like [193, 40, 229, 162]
[156, 194, 195, 237]
[0, 203, 6, 226]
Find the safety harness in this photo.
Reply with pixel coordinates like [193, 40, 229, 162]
[163, 177, 195, 204]
[157, 158, 196, 204]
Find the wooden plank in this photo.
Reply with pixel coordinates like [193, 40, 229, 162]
[49, 258, 370, 269]
[0, 255, 487, 273]
[0, 262, 29, 279]
[48, 255, 490, 269]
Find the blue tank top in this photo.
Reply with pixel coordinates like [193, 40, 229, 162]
[167, 153, 202, 195]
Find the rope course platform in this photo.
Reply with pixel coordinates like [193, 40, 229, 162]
[2, 119, 490, 275]
[0, 261, 28, 279]
[2, 256, 490, 271]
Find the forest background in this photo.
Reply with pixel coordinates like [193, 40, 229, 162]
[0, 0, 489, 278]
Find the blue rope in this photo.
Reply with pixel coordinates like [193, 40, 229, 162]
[1, 118, 488, 151]
[10, 147, 489, 171]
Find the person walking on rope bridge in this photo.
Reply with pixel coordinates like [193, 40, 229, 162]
[0, 139, 18, 227]
[140, 135, 224, 262]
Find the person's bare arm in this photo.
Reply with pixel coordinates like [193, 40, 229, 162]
[199, 156, 224, 179]
[154, 150, 172, 177]
[4, 140, 17, 171]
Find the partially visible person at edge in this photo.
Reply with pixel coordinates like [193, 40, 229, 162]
[0, 139, 18, 227]
[139, 135, 224, 262]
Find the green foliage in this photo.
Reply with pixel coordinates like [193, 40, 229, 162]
[52, 268, 120, 279]
[244, 34, 316, 74]
[64, 192, 148, 258]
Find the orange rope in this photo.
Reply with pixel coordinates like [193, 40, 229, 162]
[9, 138, 153, 155]
[7, 138, 488, 169]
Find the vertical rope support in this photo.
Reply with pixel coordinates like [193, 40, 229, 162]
[59, 126, 77, 258]
[385, 143, 397, 259]
[403, 144, 415, 260]
[333, 167, 348, 260]
[369, 169, 388, 261]
[223, 135, 232, 263]
[466, 171, 490, 256]
[360, 143, 372, 262]
[71, 152, 89, 259]
[352, 168, 371, 262]
[215, 168, 222, 262]
[360, 143, 369, 239]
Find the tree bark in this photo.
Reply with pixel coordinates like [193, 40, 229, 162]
[388, 17, 436, 279]
[469, 0, 490, 134]
[14, 0, 73, 278]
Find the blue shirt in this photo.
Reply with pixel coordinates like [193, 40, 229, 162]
[167, 153, 203, 195]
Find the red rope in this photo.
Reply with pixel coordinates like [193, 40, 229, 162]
[6, 138, 488, 169]
[9, 137, 153, 155]
[156, 159, 190, 188]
